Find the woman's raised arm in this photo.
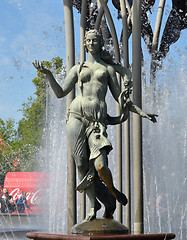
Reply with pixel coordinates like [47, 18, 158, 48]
[32, 60, 78, 98]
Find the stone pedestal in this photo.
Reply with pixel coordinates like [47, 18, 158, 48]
[72, 218, 129, 235]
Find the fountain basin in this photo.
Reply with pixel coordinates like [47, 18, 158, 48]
[26, 232, 175, 240]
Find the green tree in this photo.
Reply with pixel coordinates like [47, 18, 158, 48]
[17, 57, 65, 171]
[0, 118, 19, 173]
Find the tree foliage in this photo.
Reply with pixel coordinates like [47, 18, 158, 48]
[0, 57, 65, 174]
[0, 118, 19, 174]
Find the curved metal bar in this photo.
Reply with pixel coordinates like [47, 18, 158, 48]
[95, 0, 108, 30]
[98, 0, 120, 63]
[95, 0, 112, 47]
[152, 0, 166, 50]
[125, 0, 132, 23]
[150, 0, 166, 91]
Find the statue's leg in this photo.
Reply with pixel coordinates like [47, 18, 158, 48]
[66, 117, 100, 220]
[95, 177, 116, 218]
[94, 149, 128, 206]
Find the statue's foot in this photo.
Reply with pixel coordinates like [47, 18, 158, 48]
[103, 206, 115, 219]
[84, 208, 96, 221]
[84, 200, 101, 221]
[113, 188, 128, 206]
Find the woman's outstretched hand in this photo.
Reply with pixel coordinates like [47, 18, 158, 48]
[147, 114, 158, 123]
[32, 60, 50, 75]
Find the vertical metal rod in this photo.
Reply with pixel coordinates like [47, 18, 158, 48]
[63, 0, 76, 234]
[116, 108, 123, 223]
[119, 0, 131, 231]
[132, 0, 144, 234]
[80, 0, 87, 62]
[98, 0, 122, 223]
[80, 0, 87, 221]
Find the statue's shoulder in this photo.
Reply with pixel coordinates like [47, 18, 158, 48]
[69, 64, 80, 75]
[105, 63, 116, 74]
[72, 64, 80, 70]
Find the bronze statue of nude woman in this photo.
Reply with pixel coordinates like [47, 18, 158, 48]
[33, 29, 157, 221]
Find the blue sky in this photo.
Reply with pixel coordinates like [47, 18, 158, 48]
[0, 0, 67, 123]
[0, 0, 186, 124]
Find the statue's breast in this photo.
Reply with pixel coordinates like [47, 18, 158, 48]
[79, 66, 91, 83]
[94, 68, 107, 82]
[79, 63, 108, 84]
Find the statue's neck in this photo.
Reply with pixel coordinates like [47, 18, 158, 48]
[87, 52, 101, 63]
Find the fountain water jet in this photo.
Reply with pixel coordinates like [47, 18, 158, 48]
[143, 55, 187, 239]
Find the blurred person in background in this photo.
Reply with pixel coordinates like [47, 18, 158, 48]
[0, 188, 15, 213]
[16, 191, 32, 213]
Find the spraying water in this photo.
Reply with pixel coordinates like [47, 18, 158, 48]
[44, 71, 68, 233]
[143, 54, 187, 239]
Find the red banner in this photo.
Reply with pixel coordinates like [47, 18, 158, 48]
[4, 172, 49, 213]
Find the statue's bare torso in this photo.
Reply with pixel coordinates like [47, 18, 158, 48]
[70, 60, 110, 121]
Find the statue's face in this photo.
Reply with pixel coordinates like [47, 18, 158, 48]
[85, 32, 100, 54]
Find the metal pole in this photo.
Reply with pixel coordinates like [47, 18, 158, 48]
[119, 0, 131, 231]
[132, 0, 144, 234]
[63, 0, 76, 234]
[98, 0, 122, 223]
[80, 0, 87, 62]
[116, 108, 123, 223]
[80, 0, 87, 221]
